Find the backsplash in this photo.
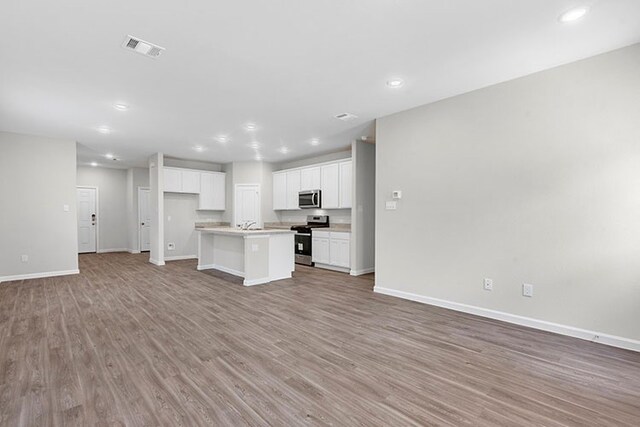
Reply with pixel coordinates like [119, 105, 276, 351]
[277, 209, 351, 224]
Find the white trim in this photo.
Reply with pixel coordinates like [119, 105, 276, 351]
[243, 277, 270, 286]
[165, 255, 198, 261]
[314, 263, 350, 274]
[373, 286, 640, 353]
[350, 267, 375, 276]
[149, 258, 165, 266]
[77, 186, 99, 253]
[0, 269, 80, 283]
[198, 263, 244, 278]
[97, 248, 128, 253]
[128, 249, 141, 254]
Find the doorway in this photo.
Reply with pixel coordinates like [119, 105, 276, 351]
[138, 187, 151, 252]
[77, 186, 98, 253]
[234, 184, 261, 228]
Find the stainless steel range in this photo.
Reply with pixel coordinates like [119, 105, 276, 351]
[291, 215, 329, 266]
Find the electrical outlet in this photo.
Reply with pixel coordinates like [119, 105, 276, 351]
[21, 254, 28, 262]
[385, 201, 397, 210]
[483, 278, 493, 291]
[167, 243, 175, 251]
[523, 283, 534, 297]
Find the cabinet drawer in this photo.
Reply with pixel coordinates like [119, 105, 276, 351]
[330, 232, 350, 240]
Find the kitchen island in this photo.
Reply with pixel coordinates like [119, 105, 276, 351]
[196, 227, 296, 286]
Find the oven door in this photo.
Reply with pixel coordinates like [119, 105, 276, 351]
[294, 232, 313, 265]
[298, 190, 321, 209]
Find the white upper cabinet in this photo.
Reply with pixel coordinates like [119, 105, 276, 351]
[272, 158, 352, 211]
[300, 167, 321, 191]
[339, 160, 352, 209]
[273, 172, 287, 210]
[164, 168, 183, 193]
[181, 170, 201, 194]
[321, 163, 340, 209]
[199, 172, 226, 210]
[286, 170, 301, 210]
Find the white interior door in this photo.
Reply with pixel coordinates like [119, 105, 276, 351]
[139, 188, 151, 252]
[77, 187, 97, 253]
[234, 184, 261, 227]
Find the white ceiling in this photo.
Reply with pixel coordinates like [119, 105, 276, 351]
[1, 0, 639, 168]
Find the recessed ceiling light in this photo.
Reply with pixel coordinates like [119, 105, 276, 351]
[193, 145, 205, 152]
[97, 126, 111, 134]
[255, 155, 263, 161]
[245, 123, 257, 131]
[559, 7, 588, 23]
[310, 138, 320, 146]
[105, 153, 114, 159]
[215, 135, 229, 143]
[90, 162, 98, 167]
[279, 147, 289, 154]
[113, 103, 129, 111]
[386, 78, 405, 88]
[248, 142, 261, 149]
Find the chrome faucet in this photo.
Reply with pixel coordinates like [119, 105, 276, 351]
[239, 220, 256, 230]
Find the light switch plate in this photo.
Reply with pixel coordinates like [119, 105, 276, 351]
[385, 201, 397, 210]
[63, 204, 69, 212]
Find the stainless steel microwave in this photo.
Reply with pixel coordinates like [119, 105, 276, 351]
[298, 190, 321, 209]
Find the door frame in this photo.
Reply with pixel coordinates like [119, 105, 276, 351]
[138, 186, 151, 253]
[76, 186, 99, 253]
[234, 183, 261, 228]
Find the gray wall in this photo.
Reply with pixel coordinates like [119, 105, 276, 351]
[0, 131, 78, 280]
[126, 167, 150, 252]
[375, 44, 640, 342]
[164, 193, 223, 258]
[77, 166, 128, 252]
[351, 140, 375, 274]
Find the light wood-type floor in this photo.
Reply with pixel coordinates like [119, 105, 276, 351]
[1, 253, 639, 426]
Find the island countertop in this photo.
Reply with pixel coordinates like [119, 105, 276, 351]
[195, 227, 296, 237]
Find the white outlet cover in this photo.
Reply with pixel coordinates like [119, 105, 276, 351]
[483, 278, 493, 291]
[523, 283, 534, 297]
[385, 201, 397, 210]
[392, 190, 402, 199]
[251, 244, 259, 252]
[167, 243, 175, 250]
[21, 255, 28, 262]
[63, 204, 69, 212]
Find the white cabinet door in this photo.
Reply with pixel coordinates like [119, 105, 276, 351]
[273, 172, 287, 210]
[330, 238, 350, 268]
[164, 168, 182, 193]
[181, 170, 201, 193]
[300, 167, 321, 191]
[286, 170, 301, 210]
[312, 237, 330, 264]
[199, 172, 226, 210]
[321, 163, 340, 209]
[339, 160, 352, 209]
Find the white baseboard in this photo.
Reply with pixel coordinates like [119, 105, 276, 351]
[374, 286, 640, 353]
[198, 263, 244, 278]
[97, 248, 129, 253]
[244, 277, 270, 286]
[314, 263, 350, 274]
[128, 249, 141, 254]
[165, 255, 197, 261]
[350, 267, 375, 276]
[149, 258, 165, 266]
[0, 269, 80, 283]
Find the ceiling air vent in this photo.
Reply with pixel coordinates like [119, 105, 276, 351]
[122, 35, 165, 59]
[334, 113, 358, 122]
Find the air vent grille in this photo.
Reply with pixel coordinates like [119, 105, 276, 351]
[334, 113, 358, 121]
[122, 35, 165, 59]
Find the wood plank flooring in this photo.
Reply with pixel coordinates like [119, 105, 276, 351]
[1, 252, 639, 426]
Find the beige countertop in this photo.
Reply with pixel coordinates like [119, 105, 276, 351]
[195, 227, 296, 236]
[323, 227, 351, 233]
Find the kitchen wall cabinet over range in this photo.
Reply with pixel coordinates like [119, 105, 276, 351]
[312, 231, 350, 269]
[163, 167, 226, 210]
[273, 159, 352, 210]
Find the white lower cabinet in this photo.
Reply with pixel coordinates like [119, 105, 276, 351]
[312, 231, 350, 270]
[311, 237, 330, 264]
